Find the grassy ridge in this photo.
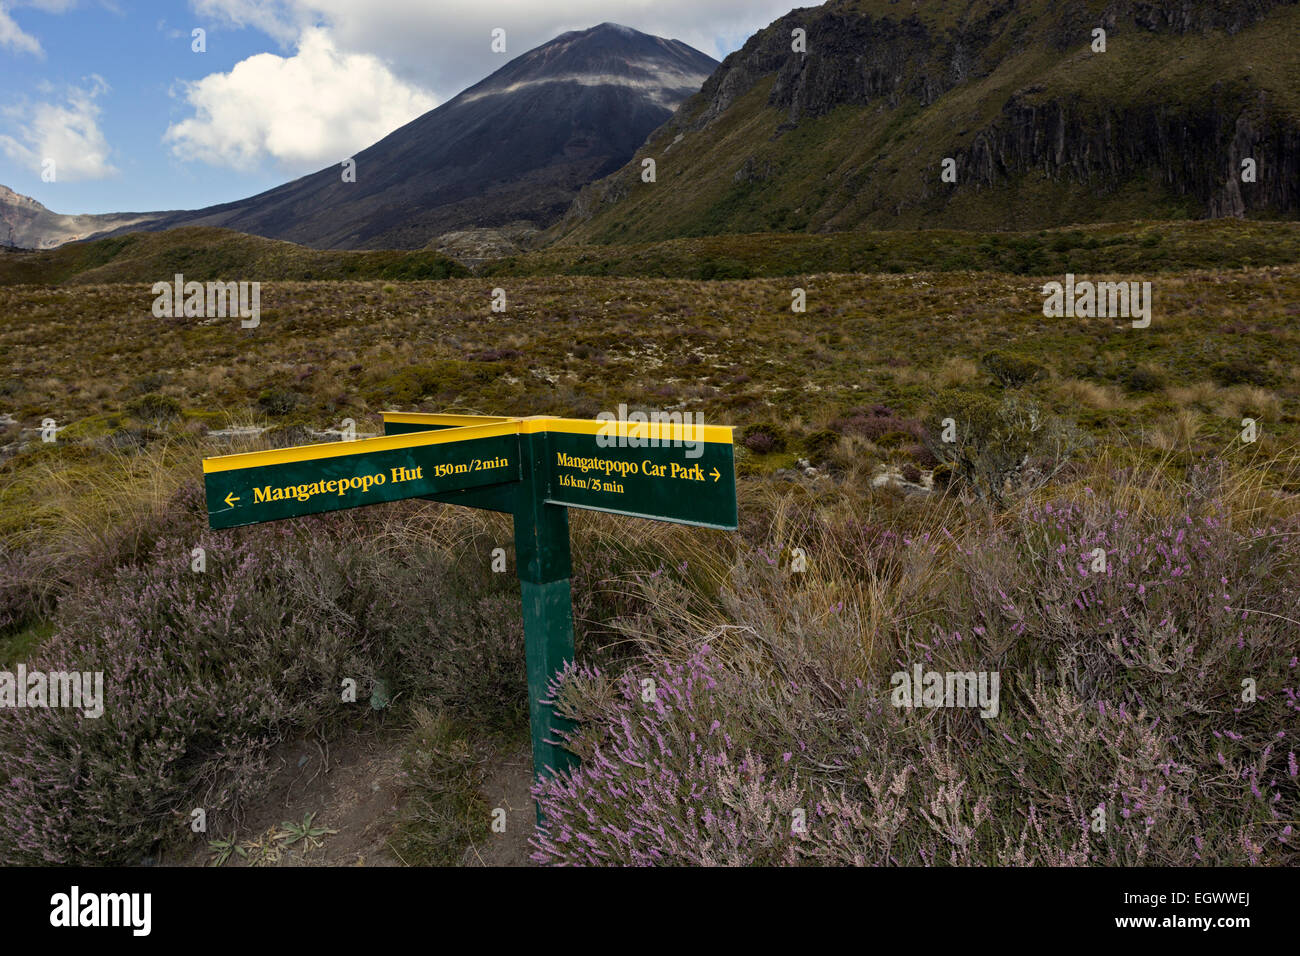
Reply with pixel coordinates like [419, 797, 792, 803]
[488, 219, 1300, 279]
[4, 220, 1300, 288]
[0, 227, 469, 286]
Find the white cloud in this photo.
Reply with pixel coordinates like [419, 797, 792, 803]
[168, 0, 792, 171]
[0, 76, 117, 180]
[164, 27, 437, 172]
[192, 0, 299, 45]
[20, 1, 80, 12]
[188, 0, 793, 101]
[0, 3, 43, 55]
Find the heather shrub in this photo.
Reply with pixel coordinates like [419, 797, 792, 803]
[831, 405, 924, 444]
[741, 423, 786, 454]
[0, 503, 535, 865]
[0, 527, 379, 863]
[0, 545, 52, 634]
[531, 485, 1299, 866]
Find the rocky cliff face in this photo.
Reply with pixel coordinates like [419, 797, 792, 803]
[963, 92, 1300, 220]
[0, 185, 159, 250]
[557, 0, 1300, 242]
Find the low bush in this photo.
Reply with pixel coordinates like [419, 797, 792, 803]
[981, 351, 1046, 389]
[1210, 359, 1270, 388]
[256, 386, 301, 416]
[925, 390, 1089, 505]
[0, 504, 528, 864]
[124, 393, 182, 427]
[741, 423, 786, 454]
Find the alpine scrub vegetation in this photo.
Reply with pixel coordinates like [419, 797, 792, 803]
[530, 465, 1300, 866]
[1, 232, 1296, 866]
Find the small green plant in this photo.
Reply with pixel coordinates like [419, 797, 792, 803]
[207, 835, 247, 867]
[390, 708, 492, 866]
[926, 389, 1088, 505]
[274, 812, 337, 852]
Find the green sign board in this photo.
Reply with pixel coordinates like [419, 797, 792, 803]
[381, 413, 738, 530]
[203, 411, 737, 813]
[204, 424, 521, 529]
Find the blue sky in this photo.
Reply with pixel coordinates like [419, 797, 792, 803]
[0, 0, 794, 215]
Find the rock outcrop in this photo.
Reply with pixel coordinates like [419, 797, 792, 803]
[557, 0, 1300, 242]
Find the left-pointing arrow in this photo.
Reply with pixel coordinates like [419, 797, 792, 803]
[224, 492, 240, 507]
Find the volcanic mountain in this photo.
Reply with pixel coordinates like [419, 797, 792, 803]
[118, 22, 716, 250]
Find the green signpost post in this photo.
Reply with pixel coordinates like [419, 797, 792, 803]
[203, 412, 737, 808]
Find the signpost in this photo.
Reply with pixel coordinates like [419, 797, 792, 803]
[202, 412, 737, 807]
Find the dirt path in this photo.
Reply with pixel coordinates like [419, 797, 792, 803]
[169, 725, 537, 867]
[463, 747, 536, 867]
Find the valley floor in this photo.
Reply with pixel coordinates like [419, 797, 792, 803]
[1, 253, 1297, 866]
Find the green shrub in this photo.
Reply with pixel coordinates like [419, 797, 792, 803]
[129, 373, 168, 395]
[366, 361, 496, 407]
[1123, 366, 1165, 393]
[1210, 359, 1270, 387]
[124, 393, 182, 427]
[264, 421, 315, 448]
[257, 386, 301, 416]
[926, 389, 1088, 505]
[980, 351, 1045, 388]
[803, 429, 839, 462]
[695, 258, 752, 280]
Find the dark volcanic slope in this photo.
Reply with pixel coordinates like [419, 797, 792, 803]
[139, 23, 716, 250]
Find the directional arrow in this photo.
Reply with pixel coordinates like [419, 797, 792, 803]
[224, 492, 240, 507]
[710, 467, 720, 482]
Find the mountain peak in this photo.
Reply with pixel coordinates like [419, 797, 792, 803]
[466, 21, 716, 104]
[564, 22, 643, 38]
[86, 25, 718, 250]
